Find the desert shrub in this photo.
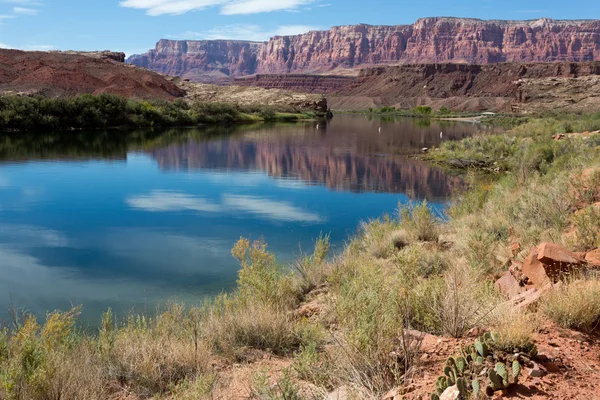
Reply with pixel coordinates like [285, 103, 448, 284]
[232, 237, 297, 309]
[334, 259, 409, 394]
[428, 264, 500, 337]
[0, 307, 108, 400]
[414, 106, 432, 115]
[165, 373, 216, 399]
[399, 201, 440, 242]
[292, 342, 336, 389]
[346, 216, 399, 260]
[204, 299, 299, 357]
[107, 304, 211, 394]
[252, 368, 304, 400]
[541, 277, 600, 332]
[292, 233, 331, 295]
[488, 306, 540, 354]
[571, 206, 600, 251]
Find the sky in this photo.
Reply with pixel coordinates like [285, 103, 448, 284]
[0, 0, 599, 57]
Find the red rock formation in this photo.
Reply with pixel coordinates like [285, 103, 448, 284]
[234, 74, 354, 94]
[128, 18, 600, 82]
[128, 39, 263, 83]
[338, 62, 600, 98]
[0, 49, 185, 99]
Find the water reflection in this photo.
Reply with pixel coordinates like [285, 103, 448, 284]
[0, 115, 498, 322]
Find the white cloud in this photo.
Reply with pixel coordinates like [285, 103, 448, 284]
[220, 0, 314, 15]
[0, 14, 16, 19]
[13, 6, 38, 14]
[126, 190, 222, 213]
[223, 195, 323, 222]
[169, 24, 318, 41]
[0, 43, 9, 49]
[119, 0, 314, 16]
[25, 44, 54, 50]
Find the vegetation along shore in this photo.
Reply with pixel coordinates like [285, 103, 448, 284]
[0, 109, 599, 399]
[0, 94, 321, 132]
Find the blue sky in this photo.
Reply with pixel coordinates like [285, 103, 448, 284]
[1, 0, 599, 57]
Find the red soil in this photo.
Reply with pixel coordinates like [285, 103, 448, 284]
[0, 49, 185, 100]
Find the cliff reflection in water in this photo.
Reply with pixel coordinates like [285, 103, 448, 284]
[143, 116, 496, 199]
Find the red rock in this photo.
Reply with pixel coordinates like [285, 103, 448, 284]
[510, 242, 522, 256]
[585, 249, 600, 267]
[510, 286, 550, 309]
[0, 49, 184, 100]
[522, 247, 551, 287]
[129, 18, 600, 82]
[495, 270, 524, 298]
[536, 243, 586, 280]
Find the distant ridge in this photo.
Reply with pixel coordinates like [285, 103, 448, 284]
[128, 17, 600, 83]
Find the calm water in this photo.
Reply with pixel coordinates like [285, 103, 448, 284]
[0, 115, 498, 322]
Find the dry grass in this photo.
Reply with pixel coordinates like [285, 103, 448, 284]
[541, 277, 600, 332]
[399, 201, 440, 242]
[489, 305, 541, 354]
[204, 301, 300, 357]
[430, 263, 501, 337]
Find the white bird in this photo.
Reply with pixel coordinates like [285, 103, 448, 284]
[440, 131, 443, 138]
[316, 124, 319, 129]
[379, 127, 382, 133]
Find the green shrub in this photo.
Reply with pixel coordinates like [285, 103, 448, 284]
[399, 201, 440, 242]
[414, 106, 432, 115]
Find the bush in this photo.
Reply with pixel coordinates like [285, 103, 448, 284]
[541, 277, 600, 332]
[399, 201, 440, 242]
[414, 106, 432, 115]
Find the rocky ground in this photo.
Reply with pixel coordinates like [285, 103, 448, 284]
[173, 77, 328, 113]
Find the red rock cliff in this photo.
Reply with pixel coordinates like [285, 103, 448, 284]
[128, 18, 600, 81]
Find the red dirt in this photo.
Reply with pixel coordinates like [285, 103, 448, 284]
[0, 49, 185, 100]
[404, 322, 600, 400]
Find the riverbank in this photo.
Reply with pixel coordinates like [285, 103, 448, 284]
[0, 94, 321, 132]
[1, 118, 599, 399]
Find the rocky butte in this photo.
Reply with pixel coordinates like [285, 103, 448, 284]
[128, 17, 600, 82]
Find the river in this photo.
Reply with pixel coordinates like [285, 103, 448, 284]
[0, 115, 499, 323]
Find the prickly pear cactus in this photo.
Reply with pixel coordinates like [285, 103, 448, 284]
[495, 362, 509, 384]
[472, 379, 480, 397]
[512, 359, 521, 382]
[456, 377, 468, 397]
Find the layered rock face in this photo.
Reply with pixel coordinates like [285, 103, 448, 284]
[128, 18, 600, 81]
[128, 39, 264, 83]
[233, 74, 354, 93]
[338, 62, 600, 98]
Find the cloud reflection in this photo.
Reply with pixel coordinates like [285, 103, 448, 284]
[126, 190, 222, 213]
[222, 195, 323, 223]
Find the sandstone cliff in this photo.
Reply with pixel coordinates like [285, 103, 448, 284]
[128, 18, 600, 81]
[128, 39, 264, 83]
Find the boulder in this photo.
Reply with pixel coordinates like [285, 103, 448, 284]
[510, 286, 550, 309]
[495, 270, 524, 298]
[522, 243, 586, 286]
[585, 249, 600, 267]
[440, 385, 460, 400]
[537, 243, 586, 267]
[522, 247, 550, 287]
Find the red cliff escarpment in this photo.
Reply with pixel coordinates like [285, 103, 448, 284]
[128, 39, 264, 83]
[128, 18, 600, 82]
